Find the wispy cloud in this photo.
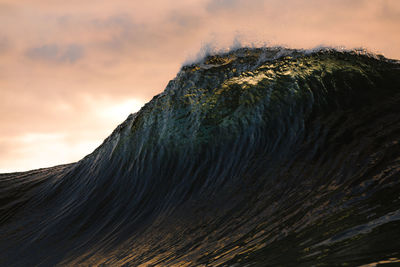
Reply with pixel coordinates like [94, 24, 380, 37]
[206, 0, 241, 12]
[0, 37, 9, 53]
[26, 44, 84, 63]
[206, 0, 264, 13]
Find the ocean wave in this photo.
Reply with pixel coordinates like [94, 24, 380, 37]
[1, 47, 400, 266]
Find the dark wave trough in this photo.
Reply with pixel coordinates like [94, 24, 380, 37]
[1, 47, 400, 266]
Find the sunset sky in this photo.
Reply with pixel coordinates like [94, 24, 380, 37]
[1, 0, 400, 173]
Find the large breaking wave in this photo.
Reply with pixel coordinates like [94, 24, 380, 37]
[1, 47, 400, 266]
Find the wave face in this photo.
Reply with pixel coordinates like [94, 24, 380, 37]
[1, 47, 400, 266]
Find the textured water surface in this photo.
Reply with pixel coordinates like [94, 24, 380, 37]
[1, 47, 400, 266]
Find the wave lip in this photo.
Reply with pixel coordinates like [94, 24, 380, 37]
[1, 47, 400, 266]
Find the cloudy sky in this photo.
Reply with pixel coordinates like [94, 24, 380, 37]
[1, 0, 399, 172]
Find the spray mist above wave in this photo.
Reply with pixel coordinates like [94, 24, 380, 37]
[182, 38, 394, 67]
[1, 46, 400, 266]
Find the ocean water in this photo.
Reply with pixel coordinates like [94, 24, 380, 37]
[1, 47, 400, 266]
